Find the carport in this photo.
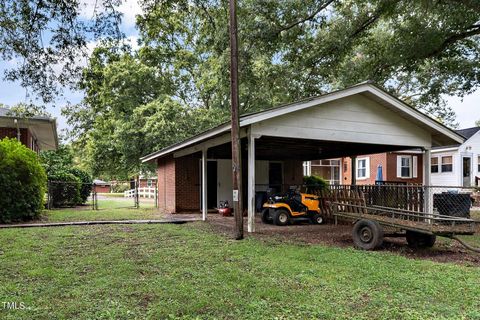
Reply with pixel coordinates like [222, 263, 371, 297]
[141, 82, 464, 233]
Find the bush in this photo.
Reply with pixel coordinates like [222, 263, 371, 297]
[48, 171, 81, 207]
[303, 175, 328, 193]
[67, 168, 92, 204]
[111, 183, 130, 193]
[0, 138, 47, 222]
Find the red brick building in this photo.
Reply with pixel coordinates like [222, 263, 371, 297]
[0, 107, 58, 152]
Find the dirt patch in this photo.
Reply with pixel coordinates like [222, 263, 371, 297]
[187, 213, 480, 267]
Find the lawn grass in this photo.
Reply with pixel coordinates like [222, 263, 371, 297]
[43, 199, 158, 223]
[0, 222, 479, 319]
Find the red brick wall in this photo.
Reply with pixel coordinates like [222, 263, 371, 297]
[157, 155, 200, 213]
[175, 155, 200, 211]
[94, 185, 111, 193]
[385, 153, 423, 184]
[342, 153, 423, 185]
[157, 156, 176, 213]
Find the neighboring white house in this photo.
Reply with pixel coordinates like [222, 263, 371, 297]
[431, 127, 480, 187]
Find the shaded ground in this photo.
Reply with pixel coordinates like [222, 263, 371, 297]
[173, 212, 480, 267]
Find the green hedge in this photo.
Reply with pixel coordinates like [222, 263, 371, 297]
[303, 175, 328, 193]
[67, 168, 92, 203]
[0, 138, 47, 222]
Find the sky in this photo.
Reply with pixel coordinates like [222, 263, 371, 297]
[0, 0, 479, 134]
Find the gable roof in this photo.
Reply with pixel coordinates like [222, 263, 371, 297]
[455, 127, 480, 140]
[141, 82, 465, 162]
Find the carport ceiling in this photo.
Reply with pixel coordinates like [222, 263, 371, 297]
[206, 136, 420, 161]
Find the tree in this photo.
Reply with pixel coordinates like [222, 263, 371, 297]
[476, 119, 480, 127]
[0, 0, 123, 104]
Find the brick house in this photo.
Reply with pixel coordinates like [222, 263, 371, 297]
[140, 82, 463, 233]
[0, 107, 58, 152]
[304, 151, 424, 185]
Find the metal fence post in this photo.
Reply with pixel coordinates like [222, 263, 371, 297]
[47, 181, 51, 210]
[135, 179, 139, 208]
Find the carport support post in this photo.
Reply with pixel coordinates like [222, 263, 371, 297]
[202, 148, 208, 221]
[423, 148, 433, 217]
[247, 133, 256, 233]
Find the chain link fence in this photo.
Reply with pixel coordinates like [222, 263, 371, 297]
[46, 180, 158, 210]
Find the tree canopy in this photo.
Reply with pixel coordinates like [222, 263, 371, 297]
[9, 0, 480, 178]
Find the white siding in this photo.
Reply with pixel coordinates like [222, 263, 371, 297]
[251, 95, 432, 148]
[430, 151, 460, 186]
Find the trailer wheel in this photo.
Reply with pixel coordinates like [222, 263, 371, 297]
[261, 209, 272, 224]
[352, 219, 384, 250]
[311, 213, 323, 225]
[273, 209, 290, 226]
[406, 231, 436, 248]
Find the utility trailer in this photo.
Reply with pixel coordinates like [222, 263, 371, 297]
[330, 201, 478, 252]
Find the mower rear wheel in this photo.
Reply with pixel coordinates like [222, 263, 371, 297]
[261, 209, 272, 224]
[352, 219, 383, 250]
[406, 231, 436, 248]
[311, 213, 323, 225]
[273, 209, 290, 226]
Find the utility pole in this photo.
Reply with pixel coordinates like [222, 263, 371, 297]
[228, 0, 243, 240]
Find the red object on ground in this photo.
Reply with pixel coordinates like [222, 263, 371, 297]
[218, 207, 233, 217]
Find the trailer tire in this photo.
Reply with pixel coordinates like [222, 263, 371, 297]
[261, 209, 272, 224]
[273, 209, 290, 226]
[406, 231, 436, 248]
[352, 219, 384, 250]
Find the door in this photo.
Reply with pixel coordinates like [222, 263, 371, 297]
[269, 162, 283, 193]
[207, 161, 218, 208]
[463, 157, 471, 187]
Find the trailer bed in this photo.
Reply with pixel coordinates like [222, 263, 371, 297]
[331, 203, 476, 236]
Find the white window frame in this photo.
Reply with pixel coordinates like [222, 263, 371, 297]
[431, 156, 439, 174]
[396, 155, 418, 179]
[356, 157, 369, 180]
[440, 155, 453, 173]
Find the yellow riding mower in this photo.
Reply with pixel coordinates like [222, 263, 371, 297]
[261, 190, 323, 226]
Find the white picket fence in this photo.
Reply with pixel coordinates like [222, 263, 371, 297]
[124, 187, 156, 199]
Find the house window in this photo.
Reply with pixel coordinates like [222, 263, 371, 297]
[431, 157, 439, 173]
[478, 156, 480, 172]
[147, 179, 153, 187]
[400, 156, 411, 178]
[441, 156, 453, 172]
[356, 157, 369, 179]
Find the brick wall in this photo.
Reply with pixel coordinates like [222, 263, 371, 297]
[342, 152, 423, 185]
[175, 155, 200, 211]
[157, 156, 176, 213]
[157, 154, 200, 213]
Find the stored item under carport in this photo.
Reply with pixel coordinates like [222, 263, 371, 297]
[261, 190, 324, 226]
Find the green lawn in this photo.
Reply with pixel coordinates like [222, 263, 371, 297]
[43, 198, 159, 222]
[0, 221, 479, 319]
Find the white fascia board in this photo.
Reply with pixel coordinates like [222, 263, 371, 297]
[140, 123, 230, 162]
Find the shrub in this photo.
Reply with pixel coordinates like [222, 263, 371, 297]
[0, 138, 47, 222]
[48, 171, 81, 207]
[67, 168, 92, 204]
[111, 183, 130, 193]
[303, 175, 328, 193]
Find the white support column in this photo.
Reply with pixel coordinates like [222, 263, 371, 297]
[423, 148, 433, 216]
[202, 148, 208, 221]
[247, 133, 256, 233]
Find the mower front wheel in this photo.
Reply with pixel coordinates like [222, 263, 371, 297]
[261, 209, 272, 224]
[273, 209, 290, 226]
[311, 213, 323, 225]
